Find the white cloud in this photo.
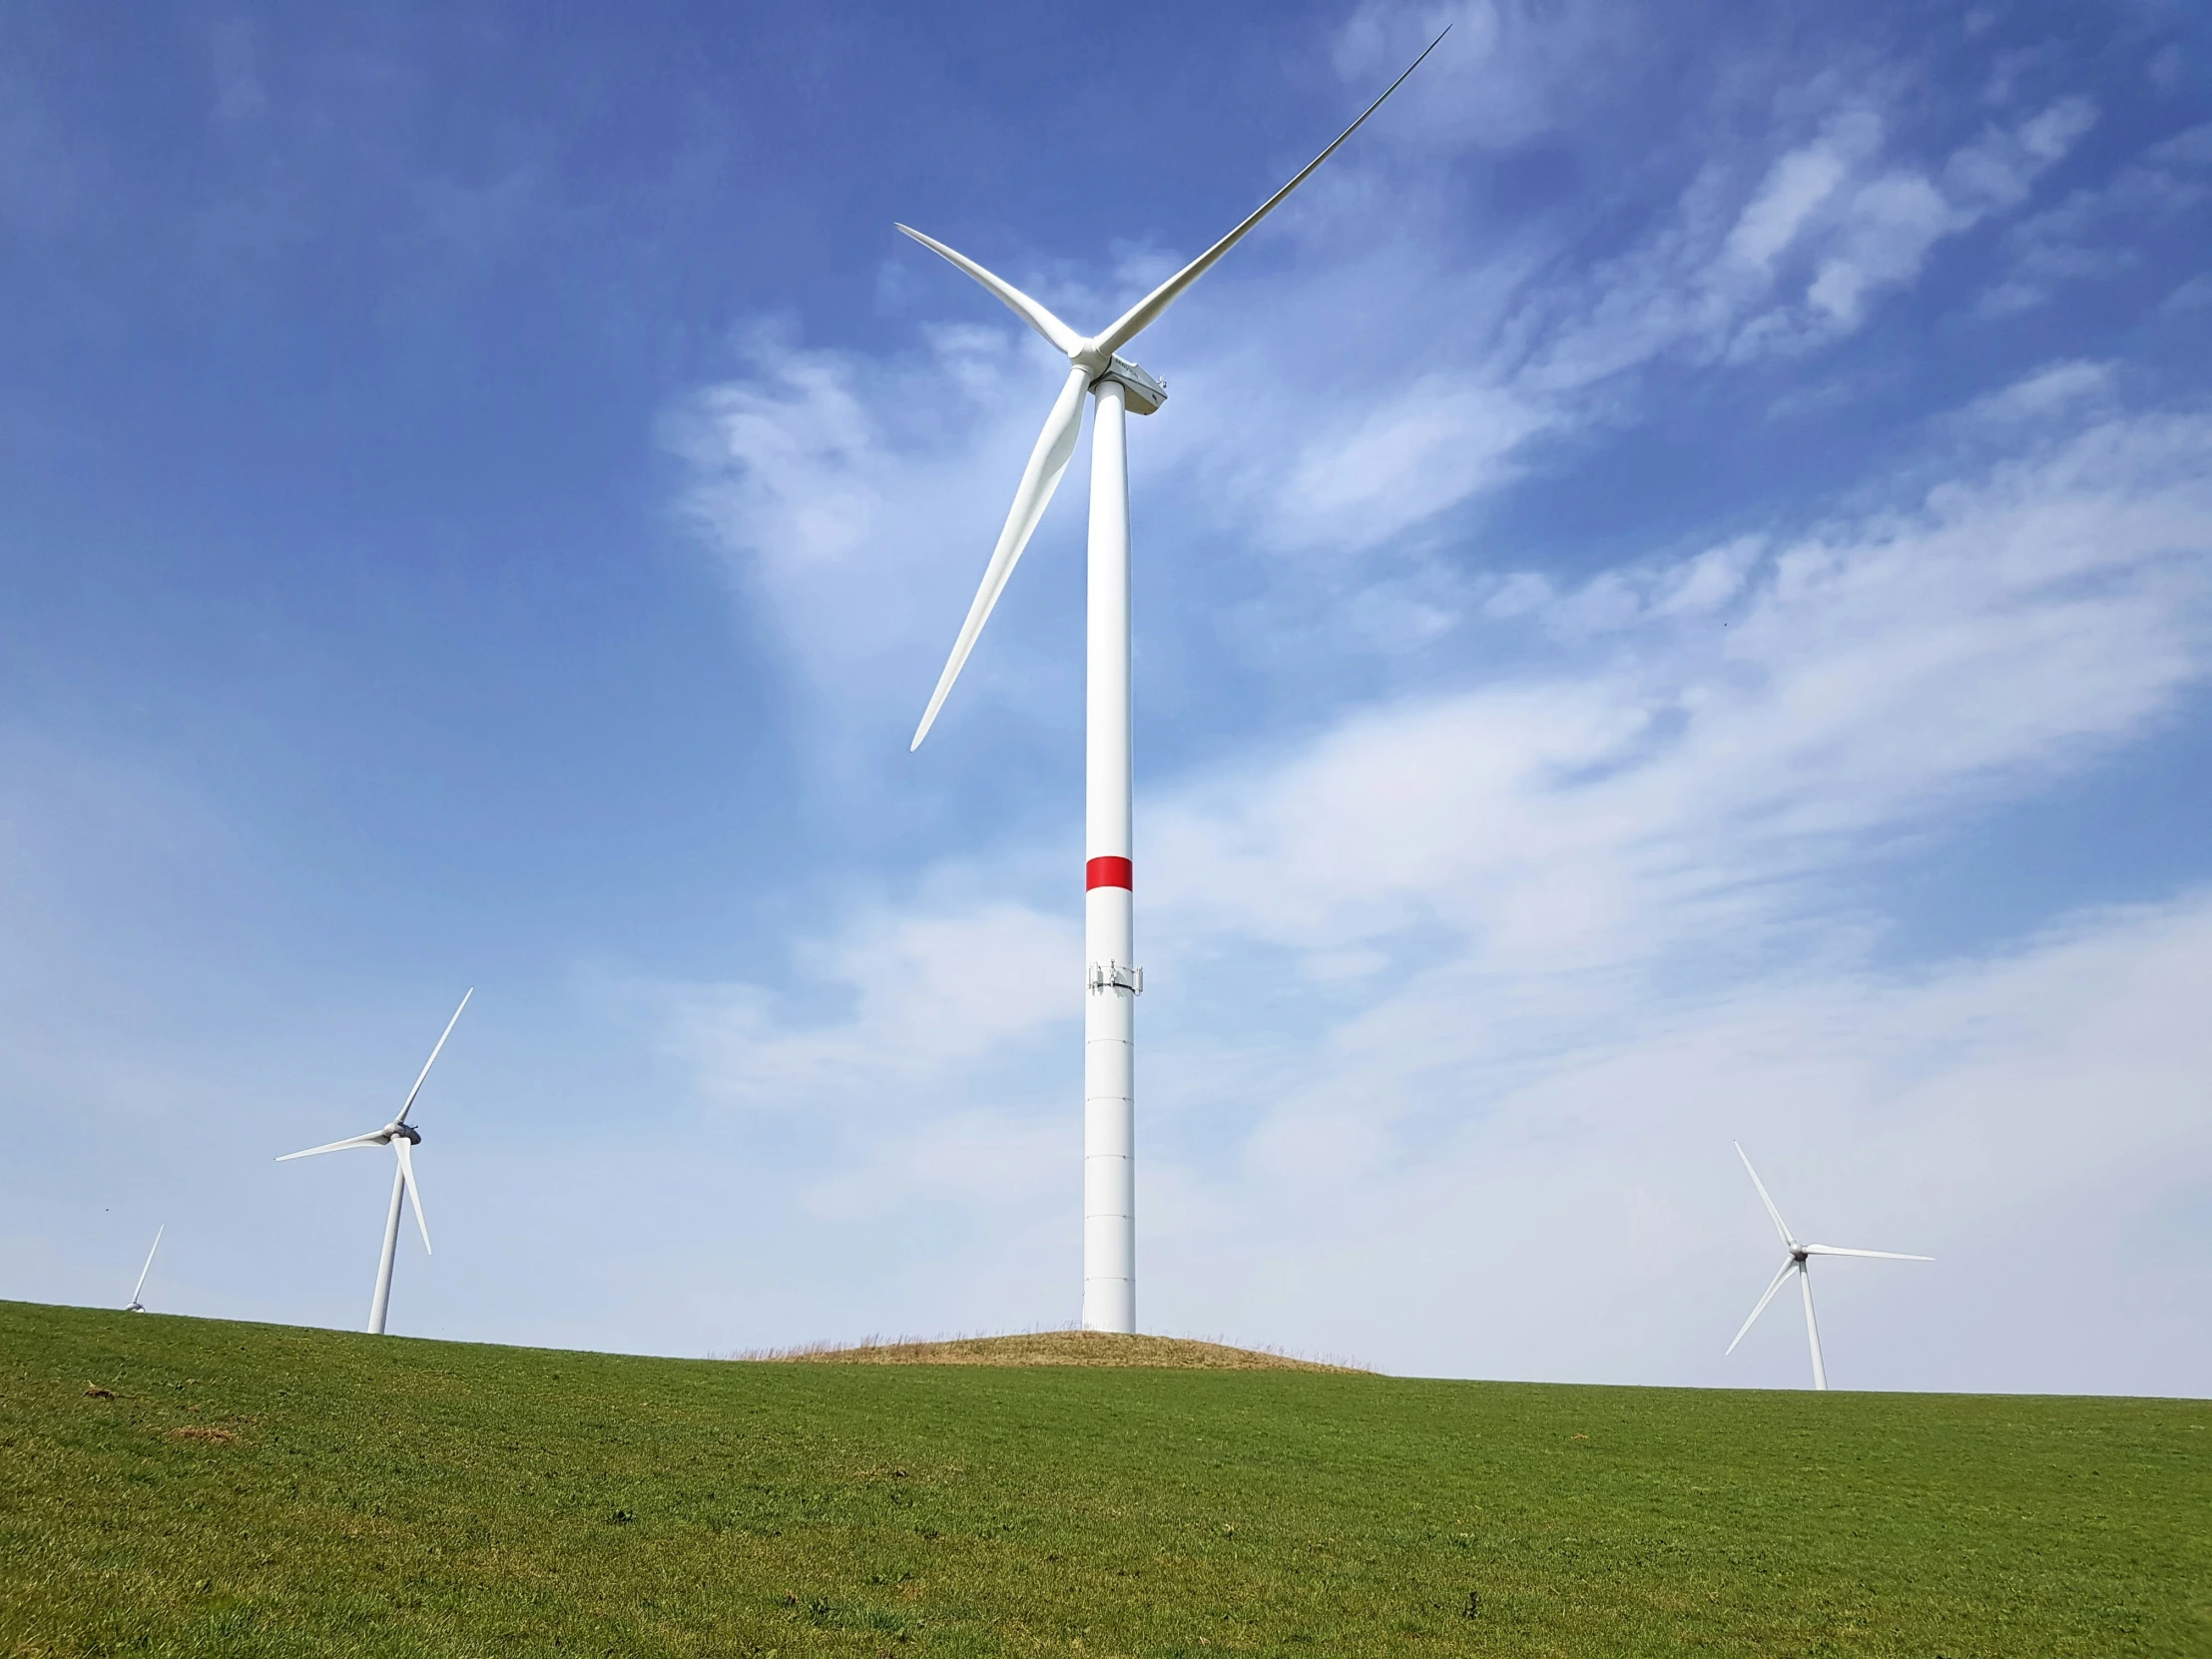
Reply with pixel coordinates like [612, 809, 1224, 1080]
[8, 1, 2207, 1391]
[666, 898, 1079, 1114]
[1333, 0, 1635, 152]
[1807, 170, 1954, 323]
[1724, 98, 2096, 350]
[1498, 96, 2096, 406]
[1945, 96, 2099, 207]
[642, 31, 2203, 1382]
[1199, 888, 2212, 1389]
[1271, 376, 1549, 551]
[666, 320, 1102, 765]
[658, 381, 2212, 1385]
[678, 72, 2108, 698]
[2164, 273, 2212, 314]
[1149, 399, 2210, 964]
[1949, 357, 2116, 426]
[1724, 113, 1882, 274]
[1979, 118, 2209, 316]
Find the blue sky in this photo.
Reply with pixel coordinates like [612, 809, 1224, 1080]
[3, 0, 2208, 1392]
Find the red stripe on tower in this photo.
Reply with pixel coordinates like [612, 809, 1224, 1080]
[1085, 856, 1133, 891]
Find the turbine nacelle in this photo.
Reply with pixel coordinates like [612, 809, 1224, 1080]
[1099, 356, 1166, 415]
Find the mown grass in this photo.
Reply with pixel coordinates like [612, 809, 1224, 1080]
[2, 1299, 2205, 1657]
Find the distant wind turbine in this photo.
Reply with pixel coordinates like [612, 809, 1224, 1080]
[278, 989, 471, 1336]
[125, 1224, 164, 1313]
[898, 31, 1447, 1335]
[1726, 1142, 1931, 1389]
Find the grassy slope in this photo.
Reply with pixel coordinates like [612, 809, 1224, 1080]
[2, 1302, 2205, 1659]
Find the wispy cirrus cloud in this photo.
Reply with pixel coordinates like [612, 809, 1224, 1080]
[4, 0, 2206, 1387]
[1333, 0, 1639, 152]
[1520, 95, 2098, 379]
[677, 70, 2110, 731]
[1157, 393, 2212, 983]
[666, 898, 1078, 1116]
[651, 369, 2212, 1382]
[1979, 119, 2211, 316]
[642, 17, 2209, 1382]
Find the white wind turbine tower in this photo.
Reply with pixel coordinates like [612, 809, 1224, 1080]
[1727, 1142, 1931, 1389]
[278, 990, 471, 1336]
[125, 1224, 164, 1313]
[899, 34, 1446, 1335]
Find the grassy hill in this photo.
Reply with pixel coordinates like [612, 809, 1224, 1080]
[748, 1331, 1361, 1371]
[2, 1301, 2205, 1657]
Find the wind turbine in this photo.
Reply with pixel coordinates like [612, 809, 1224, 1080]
[898, 35, 1447, 1336]
[1726, 1142, 1931, 1389]
[278, 989, 471, 1336]
[125, 1224, 163, 1313]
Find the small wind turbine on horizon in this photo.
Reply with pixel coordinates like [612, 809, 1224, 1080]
[897, 32, 1448, 1336]
[125, 1224, 163, 1313]
[278, 989, 471, 1336]
[1726, 1142, 1931, 1390]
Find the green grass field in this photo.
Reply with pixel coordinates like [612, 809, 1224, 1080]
[3, 1300, 2205, 1657]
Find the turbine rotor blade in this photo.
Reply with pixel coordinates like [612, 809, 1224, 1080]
[894, 226, 1084, 356]
[1090, 26, 1448, 359]
[130, 1224, 164, 1308]
[1734, 1142, 1797, 1249]
[276, 1132, 386, 1162]
[1802, 1244, 1934, 1261]
[393, 1138, 431, 1256]
[1725, 1259, 1797, 1355]
[398, 988, 473, 1124]
[911, 364, 1092, 750]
